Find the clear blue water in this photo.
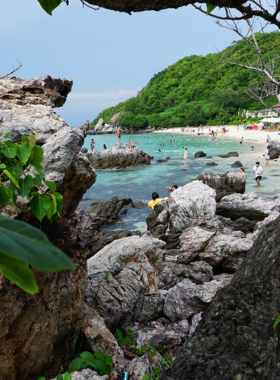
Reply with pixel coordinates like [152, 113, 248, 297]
[80, 132, 278, 232]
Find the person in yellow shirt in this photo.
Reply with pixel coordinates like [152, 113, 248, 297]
[148, 192, 168, 209]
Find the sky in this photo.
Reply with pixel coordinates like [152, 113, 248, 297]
[1, 0, 246, 126]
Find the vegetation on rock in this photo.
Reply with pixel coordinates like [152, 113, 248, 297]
[92, 31, 280, 127]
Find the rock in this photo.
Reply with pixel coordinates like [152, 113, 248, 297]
[231, 160, 243, 167]
[147, 182, 216, 238]
[89, 230, 133, 256]
[133, 325, 181, 351]
[134, 293, 166, 323]
[219, 151, 239, 158]
[69, 211, 102, 252]
[94, 118, 117, 133]
[125, 354, 157, 380]
[195, 171, 245, 201]
[216, 192, 280, 221]
[268, 139, 280, 159]
[160, 216, 280, 380]
[132, 201, 147, 208]
[158, 261, 213, 290]
[189, 313, 203, 336]
[176, 226, 216, 264]
[0, 220, 88, 380]
[88, 196, 132, 224]
[247, 211, 280, 241]
[0, 76, 73, 144]
[217, 215, 256, 233]
[81, 147, 88, 153]
[199, 234, 253, 271]
[157, 159, 167, 163]
[205, 162, 217, 166]
[81, 304, 124, 357]
[110, 111, 125, 125]
[85, 142, 151, 169]
[194, 151, 206, 158]
[67, 369, 108, 380]
[163, 275, 232, 323]
[166, 320, 190, 341]
[85, 235, 165, 328]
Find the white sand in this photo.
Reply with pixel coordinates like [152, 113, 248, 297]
[154, 125, 280, 146]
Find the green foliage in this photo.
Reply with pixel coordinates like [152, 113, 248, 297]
[0, 133, 63, 222]
[116, 329, 173, 380]
[37, 0, 61, 15]
[92, 31, 280, 127]
[106, 270, 112, 277]
[274, 315, 280, 329]
[0, 215, 76, 294]
[68, 350, 113, 376]
[206, 3, 217, 14]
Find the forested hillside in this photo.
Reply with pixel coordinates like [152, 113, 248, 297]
[91, 31, 280, 128]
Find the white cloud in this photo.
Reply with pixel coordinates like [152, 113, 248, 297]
[68, 90, 137, 99]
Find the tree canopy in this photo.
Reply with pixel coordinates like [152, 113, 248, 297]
[91, 31, 280, 128]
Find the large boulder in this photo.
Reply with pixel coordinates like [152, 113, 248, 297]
[85, 234, 166, 328]
[194, 171, 245, 201]
[85, 142, 152, 169]
[94, 118, 117, 133]
[161, 215, 280, 380]
[88, 196, 132, 224]
[0, 75, 73, 144]
[147, 181, 216, 239]
[268, 139, 280, 159]
[194, 151, 206, 158]
[217, 192, 280, 221]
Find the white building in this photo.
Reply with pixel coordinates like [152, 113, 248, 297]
[246, 103, 280, 118]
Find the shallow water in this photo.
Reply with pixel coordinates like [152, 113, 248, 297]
[80, 132, 278, 232]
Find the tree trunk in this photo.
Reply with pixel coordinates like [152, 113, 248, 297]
[161, 216, 280, 380]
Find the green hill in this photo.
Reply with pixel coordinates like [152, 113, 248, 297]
[91, 31, 280, 128]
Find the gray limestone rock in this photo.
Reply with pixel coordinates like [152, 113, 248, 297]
[194, 171, 245, 201]
[231, 160, 243, 167]
[268, 139, 280, 159]
[194, 151, 206, 157]
[88, 196, 132, 224]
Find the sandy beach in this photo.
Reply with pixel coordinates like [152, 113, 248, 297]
[154, 125, 280, 146]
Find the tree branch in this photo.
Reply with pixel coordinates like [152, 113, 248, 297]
[0, 61, 22, 79]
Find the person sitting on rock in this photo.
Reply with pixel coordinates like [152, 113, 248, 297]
[128, 140, 137, 152]
[166, 184, 178, 194]
[102, 144, 107, 150]
[148, 192, 167, 209]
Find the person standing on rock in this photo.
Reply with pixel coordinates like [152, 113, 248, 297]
[117, 125, 122, 142]
[265, 146, 270, 166]
[90, 139, 95, 151]
[252, 162, 263, 187]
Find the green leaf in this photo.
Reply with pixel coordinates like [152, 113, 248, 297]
[161, 358, 166, 364]
[17, 142, 32, 164]
[37, 0, 62, 15]
[0, 185, 10, 207]
[128, 329, 135, 337]
[56, 374, 63, 380]
[14, 163, 24, 181]
[63, 373, 71, 380]
[167, 356, 173, 365]
[54, 192, 63, 215]
[4, 132, 10, 138]
[37, 378, 46, 380]
[206, 3, 217, 14]
[28, 135, 36, 148]
[3, 169, 19, 188]
[47, 199, 56, 219]
[132, 339, 137, 348]
[34, 164, 44, 177]
[274, 314, 280, 329]
[30, 145, 44, 165]
[45, 180, 56, 193]
[6, 185, 16, 205]
[21, 135, 29, 144]
[0, 215, 76, 271]
[18, 176, 35, 198]
[116, 329, 123, 339]
[68, 357, 84, 373]
[0, 251, 38, 294]
[80, 352, 94, 361]
[150, 343, 156, 352]
[142, 376, 148, 380]
[30, 194, 50, 222]
[1, 143, 17, 158]
[105, 356, 113, 366]
[153, 367, 162, 376]
[0, 163, 6, 169]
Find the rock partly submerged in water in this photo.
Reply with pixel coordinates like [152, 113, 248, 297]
[84, 141, 152, 169]
[268, 139, 280, 159]
[231, 160, 243, 167]
[194, 171, 245, 201]
[88, 196, 132, 224]
[194, 151, 206, 158]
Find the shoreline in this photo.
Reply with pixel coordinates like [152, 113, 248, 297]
[153, 125, 280, 147]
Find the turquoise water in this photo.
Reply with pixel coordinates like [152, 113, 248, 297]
[80, 132, 278, 232]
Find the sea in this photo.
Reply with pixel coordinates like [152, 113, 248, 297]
[79, 132, 279, 232]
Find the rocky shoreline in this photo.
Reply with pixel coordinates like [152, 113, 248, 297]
[1, 76, 280, 380]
